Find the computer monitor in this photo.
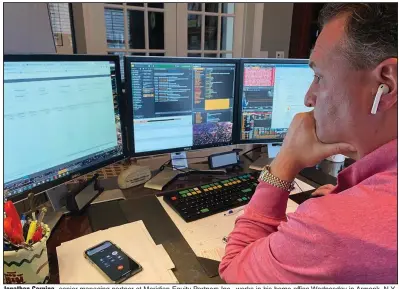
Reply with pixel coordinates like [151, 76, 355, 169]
[237, 59, 314, 144]
[125, 57, 239, 157]
[4, 55, 127, 202]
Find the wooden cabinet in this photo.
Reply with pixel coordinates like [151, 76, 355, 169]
[289, 3, 324, 58]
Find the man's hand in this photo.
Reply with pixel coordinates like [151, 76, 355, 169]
[269, 112, 356, 181]
[312, 184, 336, 196]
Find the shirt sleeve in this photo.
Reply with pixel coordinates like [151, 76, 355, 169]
[219, 181, 339, 283]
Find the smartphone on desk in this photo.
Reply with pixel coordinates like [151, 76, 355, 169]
[84, 240, 142, 283]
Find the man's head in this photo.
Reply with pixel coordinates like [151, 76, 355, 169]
[305, 3, 398, 156]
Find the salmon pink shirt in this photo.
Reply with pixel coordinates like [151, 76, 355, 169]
[220, 139, 397, 283]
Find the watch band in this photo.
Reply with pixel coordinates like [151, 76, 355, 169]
[258, 165, 295, 191]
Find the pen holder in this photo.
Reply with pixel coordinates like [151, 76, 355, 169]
[4, 224, 51, 284]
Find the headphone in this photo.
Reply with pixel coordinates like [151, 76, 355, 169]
[371, 84, 390, 114]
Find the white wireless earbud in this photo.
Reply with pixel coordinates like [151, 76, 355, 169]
[371, 84, 390, 114]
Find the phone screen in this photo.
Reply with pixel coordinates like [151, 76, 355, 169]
[85, 241, 141, 282]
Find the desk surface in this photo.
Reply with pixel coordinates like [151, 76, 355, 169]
[46, 155, 325, 284]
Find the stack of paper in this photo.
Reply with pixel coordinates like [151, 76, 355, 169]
[157, 178, 314, 262]
[56, 221, 178, 283]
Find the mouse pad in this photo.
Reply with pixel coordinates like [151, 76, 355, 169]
[88, 200, 128, 231]
[289, 190, 318, 205]
[197, 257, 220, 278]
[299, 167, 337, 185]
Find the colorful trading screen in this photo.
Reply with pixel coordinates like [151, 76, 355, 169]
[240, 63, 313, 141]
[130, 62, 236, 153]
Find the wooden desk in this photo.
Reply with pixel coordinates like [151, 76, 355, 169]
[45, 155, 326, 283]
[46, 157, 258, 283]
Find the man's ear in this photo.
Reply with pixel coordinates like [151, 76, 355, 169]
[372, 58, 398, 112]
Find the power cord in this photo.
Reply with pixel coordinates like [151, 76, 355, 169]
[294, 180, 304, 192]
[241, 145, 267, 162]
[167, 165, 229, 181]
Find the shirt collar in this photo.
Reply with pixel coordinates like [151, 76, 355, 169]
[336, 138, 397, 190]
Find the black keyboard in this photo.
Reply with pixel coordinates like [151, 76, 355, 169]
[163, 172, 259, 222]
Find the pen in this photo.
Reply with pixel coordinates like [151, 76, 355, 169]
[26, 221, 37, 243]
[23, 221, 31, 241]
[20, 214, 26, 227]
[224, 209, 234, 216]
[28, 193, 37, 221]
[37, 207, 47, 226]
[31, 227, 43, 243]
[223, 207, 244, 216]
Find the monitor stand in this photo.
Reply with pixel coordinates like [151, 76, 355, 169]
[144, 160, 226, 191]
[45, 178, 126, 228]
[249, 143, 282, 171]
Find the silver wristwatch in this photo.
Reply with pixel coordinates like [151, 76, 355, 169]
[258, 165, 295, 191]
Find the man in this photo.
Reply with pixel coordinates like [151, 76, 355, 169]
[220, 3, 397, 283]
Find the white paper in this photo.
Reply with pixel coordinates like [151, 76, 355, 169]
[57, 221, 178, 283]
[157, 178, 314, 262]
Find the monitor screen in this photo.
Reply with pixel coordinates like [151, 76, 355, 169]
[4, 56, 126, 201]
[239, 60, 313, 143]
[127, 58, 238, 156]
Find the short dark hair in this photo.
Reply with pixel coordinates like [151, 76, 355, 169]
[319, 3, 397, 69]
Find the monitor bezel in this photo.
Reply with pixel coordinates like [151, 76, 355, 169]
[4, 54, 128, 202]
[235, 58, 310, 145]
[124, 56, 241, 158]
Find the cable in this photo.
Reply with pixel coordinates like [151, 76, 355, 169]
[242, 145, 267, 157]
[294, 180, 304, 192]
[166, 164, 229, 181]
[241, 145, 267, 163]
[159, 157, 208, 171]
[143, 159, 172, 184]
[158, 159, 171, 171]
[171, 157, 208, 160]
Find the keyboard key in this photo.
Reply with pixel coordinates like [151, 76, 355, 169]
[163, 172, 259, 222]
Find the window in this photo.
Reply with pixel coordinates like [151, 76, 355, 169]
[48, 3, 74, 54]
[104, 3, 166, 79]
[187, 3, 235, 58]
